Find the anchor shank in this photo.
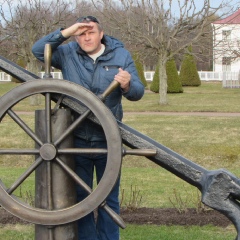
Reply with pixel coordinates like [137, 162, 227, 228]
[1, 54, 240, 239]
[0, 58, 208, 189]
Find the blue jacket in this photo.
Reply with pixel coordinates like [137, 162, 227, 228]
[32, 29, 144, 140]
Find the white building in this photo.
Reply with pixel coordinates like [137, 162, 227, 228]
[212, 9, 240, 72]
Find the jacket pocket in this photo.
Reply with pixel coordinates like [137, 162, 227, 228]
[103, 65, 121, 71]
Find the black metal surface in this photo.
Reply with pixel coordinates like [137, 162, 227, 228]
[1, 56, 240, 239]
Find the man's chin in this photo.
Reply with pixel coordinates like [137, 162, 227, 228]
[83, 46, 94, 53]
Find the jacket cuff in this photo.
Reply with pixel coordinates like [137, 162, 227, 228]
[50, 28, 69, 42]
[122, 81, 132, 96]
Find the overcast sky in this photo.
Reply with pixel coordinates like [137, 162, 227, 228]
[0, 0, 240, 22]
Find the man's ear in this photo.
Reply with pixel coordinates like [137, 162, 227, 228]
[100, 31, 104, 40]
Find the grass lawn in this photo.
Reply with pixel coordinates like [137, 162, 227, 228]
[122, 82, 240, 112]
[120, 224, 236, 240]
[1, 81, 240, 113]
[0, 81, 239, 239]
[0, 224, 236, 240]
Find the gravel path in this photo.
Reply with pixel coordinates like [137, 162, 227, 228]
[16, 111, 240, 117]
[124, 111, 240, 117]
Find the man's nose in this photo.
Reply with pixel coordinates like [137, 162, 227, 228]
[84, 33, 90, 40]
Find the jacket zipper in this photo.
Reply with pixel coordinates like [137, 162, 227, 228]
[103, 65, 121, 71]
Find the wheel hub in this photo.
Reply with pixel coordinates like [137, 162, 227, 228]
[39, 143, 57, 160]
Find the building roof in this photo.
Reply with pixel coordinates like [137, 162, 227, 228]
[213, 9, 240, 24]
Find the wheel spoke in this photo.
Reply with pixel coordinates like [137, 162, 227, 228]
[54, 109, 91, 146]
[45, 93, 52, 143]
[7, 156, 43, 195]
[0, 149, 39, 154]
[55, 157, 125, 228]
[47, 160, 53, 210]
[123, 148, 157, 156]
[58, 148, 108, 155]
[7, 109, 43, 146]
[55, 157, 92, 194]
[44, 52, 54, 211]
[100, 202, 126, 229]
[52, 94, 65, 115]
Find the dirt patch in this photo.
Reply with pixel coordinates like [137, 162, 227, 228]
[0, 208, 30, 225]
[121, 207, 231, 227]
[0, 207, 231, 227]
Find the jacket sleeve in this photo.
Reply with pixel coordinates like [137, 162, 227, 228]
[122, 52, 145, 101]
[32, 29, 68, 70]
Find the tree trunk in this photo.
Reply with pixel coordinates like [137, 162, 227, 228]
[27, 58, 39, 75]
[27, 59, 42, 106]
[158, 59, 168, 105]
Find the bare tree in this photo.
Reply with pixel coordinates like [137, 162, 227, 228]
[191, 14, 218, 71]
[212, 10, 240, 72]
[94, 0, 236, 105]
[0, 0, 78, 74]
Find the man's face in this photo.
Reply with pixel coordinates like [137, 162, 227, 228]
[75, 22, 103, 55]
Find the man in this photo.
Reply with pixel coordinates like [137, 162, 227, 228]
[32, 16, 144, 240]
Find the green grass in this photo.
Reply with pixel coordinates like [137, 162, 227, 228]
[120, 167, 199, 208]
[0, 81, 240, 238]
[120, 224, 236, 240]
[122, 115, 240, 171]
[122, 82, 240, 112]
[0, 82, 18, 95]
[0, 225, 34, 240]
[0, 224, 236, 240]
[1, 81, 240, 112]
[0, 167, 35, 199]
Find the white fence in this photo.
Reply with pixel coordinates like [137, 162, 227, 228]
[198, 71, 223, 81]
[38, 72, 63, 79]
[1, 71, 240, 88]
[144, 71, 155, 81]
[0, 72, 63, 82]
[0, 72, 11, 81]
[222, 72, 240, 88]
[195, 71, 240, 88]
[144, 71, 226, 82]
[198, 71, 240, 87]
[143, 71, 240, 88]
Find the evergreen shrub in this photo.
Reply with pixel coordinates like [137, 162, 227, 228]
[179, 46, 201, 86]
[150, 65, 159, 93]
[133, 53, 148, 87]
[167, 58, 183, 93]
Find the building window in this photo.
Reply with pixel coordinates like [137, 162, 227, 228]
[222, 30, 231, 40]
[222, 57, 231, 71]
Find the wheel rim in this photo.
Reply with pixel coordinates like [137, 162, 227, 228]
[0, 79, 122, 225]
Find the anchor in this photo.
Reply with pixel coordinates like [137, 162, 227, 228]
[0, 46, 240, 239]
